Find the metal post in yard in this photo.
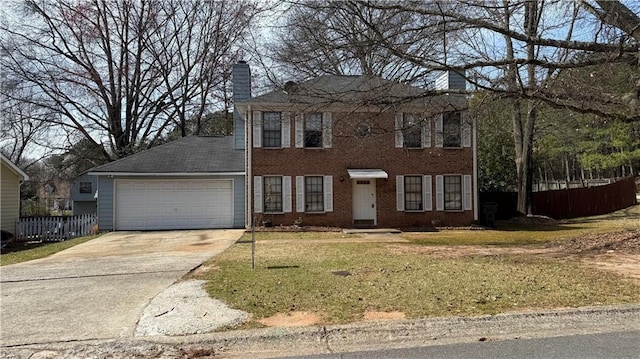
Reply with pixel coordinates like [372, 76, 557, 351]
[251, 215, 256, 270]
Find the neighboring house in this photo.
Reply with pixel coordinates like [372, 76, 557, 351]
[1, 153, 29, 235]
[70, 173, 97, 215]
[234, 67, 478, 228]
[37, 177, 71, 213]
[87, 136, 245, 231]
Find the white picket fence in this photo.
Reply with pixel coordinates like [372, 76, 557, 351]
[16, 214, 97, 242]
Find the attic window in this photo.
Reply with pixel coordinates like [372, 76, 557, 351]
[79, 182, 93, 194]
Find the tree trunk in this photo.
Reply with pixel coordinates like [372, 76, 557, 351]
[513, 101, 536, 215]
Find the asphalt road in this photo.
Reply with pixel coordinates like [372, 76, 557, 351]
[281, 330, 640, 359]
[0, 230, 242, 347]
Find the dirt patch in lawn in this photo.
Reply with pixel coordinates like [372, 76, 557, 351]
[389, 230, 640, 284]
[363, 311, 406, 321]
[257, 312, 321, 327]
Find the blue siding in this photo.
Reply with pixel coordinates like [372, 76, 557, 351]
[70, 174, 97, 202]
[74, 201, 97, 216]
[96, 176, 114, 231]
[233, 176, 246, 228]
[233, 110, 246, 150]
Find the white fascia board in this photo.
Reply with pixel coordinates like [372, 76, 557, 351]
[87, 172, 245, 177]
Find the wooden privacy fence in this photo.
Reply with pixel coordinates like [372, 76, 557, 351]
[533, 176, 637, 219]
[481, 176, 638, 220]
[16, 214, 97, 242]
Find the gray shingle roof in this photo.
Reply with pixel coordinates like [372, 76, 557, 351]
[89, 136, 243, 174]
[237, 74, 466, 111]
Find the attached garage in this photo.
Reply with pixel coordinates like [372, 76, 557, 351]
[115, 179, 234, 230]
[88, 136, 245, 231]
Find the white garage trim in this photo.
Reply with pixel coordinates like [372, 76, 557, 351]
[114, 179, 234, 230]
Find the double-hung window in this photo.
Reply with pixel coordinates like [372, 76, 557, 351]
[402, 114, 422, 148]
[304, 176, 324, 212]
[396, 112, 430, 148]
[404, 176, 423, 210]
[263, 176, 283, 212]
[295, 175, 333, 213]
[444, 175, 462, 210]
[396, 175, 432, 212]
[443, 112, 461, 148]
[304, 113, 323, 148]
[262, 112, 282, 148]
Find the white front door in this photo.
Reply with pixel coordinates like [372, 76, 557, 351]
[352, 179, 376, 225]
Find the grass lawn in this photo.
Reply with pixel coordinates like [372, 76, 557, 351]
[196, 205, 640, 326]
[402, 204, 640, 246]
[0, 234, 100, 266]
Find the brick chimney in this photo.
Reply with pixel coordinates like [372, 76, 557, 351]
[232, 61, 251, 149]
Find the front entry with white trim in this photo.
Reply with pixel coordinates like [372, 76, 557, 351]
[352, 179, 377, 226]
[115, 179, 233, 230]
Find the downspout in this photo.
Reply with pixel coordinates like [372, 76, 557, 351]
[246, 105, 253, 228]
[473, 114, 479, 222]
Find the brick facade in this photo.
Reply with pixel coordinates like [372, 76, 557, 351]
[250, 110, 476, 228]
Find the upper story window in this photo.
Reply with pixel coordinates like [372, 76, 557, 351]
[262, 112, 282, 148]
[402, 114, 422, 148]
[295, 112, 332, 149]
[443, 112, 461, 148]
[304, 113, 323, 148]
[79, 182, 92, 194]
[396, 112, 430, 148]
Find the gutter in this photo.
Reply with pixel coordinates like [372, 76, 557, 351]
[246, 105, 253, 229]
[87, 172, 245, 177]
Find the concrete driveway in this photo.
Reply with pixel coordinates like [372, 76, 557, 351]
[0, 229, 243, 347]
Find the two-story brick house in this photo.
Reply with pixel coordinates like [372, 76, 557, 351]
[234, 63, 477, 228]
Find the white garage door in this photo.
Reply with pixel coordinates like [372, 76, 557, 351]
[115, 179, 233, 230]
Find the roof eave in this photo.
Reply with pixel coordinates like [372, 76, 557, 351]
[87, 171, 245, 177]
[0, 153, 29, 180]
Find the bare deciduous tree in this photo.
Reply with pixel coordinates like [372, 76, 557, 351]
[1, 0, 260, 161]
[267, 0, 639, 215]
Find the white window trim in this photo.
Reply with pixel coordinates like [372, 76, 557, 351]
[254, 111, 291, 149]
[396, 175, 405, 211]
[295, 175, 333, 213]
[397, 175, 433, 212]
[295, 112, 332, 149]
[424, 175, 433, 211]
[396, 113, 431, 149]
[255, 175, 292, 214]
[436, 174, 471, 212]
[422, 118, 432, 148]
[462, 112, 471, 148]
[254, 176, 263, 213]
[438, 111, 468, 149]
[435, 114, 443, 148]
[281, 112, 291, 148]
[322, 113, 332, 148]
[463, 175, 472, 210]
[435, 175, 444, 211]
[252, 111, 262, 148]
[295, 114, 304, 148]
[395, 113, 403, 148]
